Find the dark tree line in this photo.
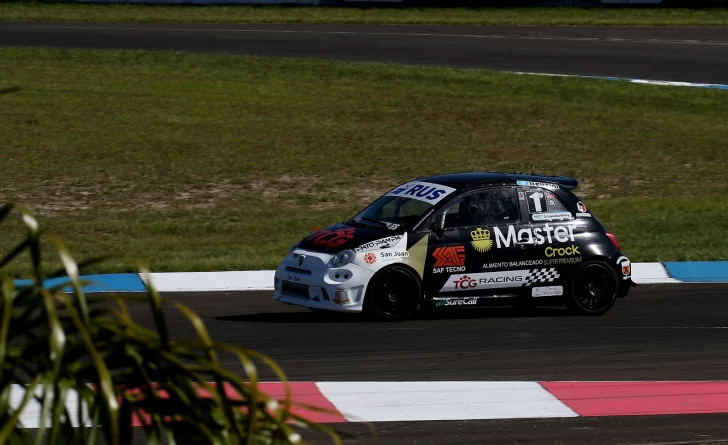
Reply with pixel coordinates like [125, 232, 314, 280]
[338, 0, 727, 8]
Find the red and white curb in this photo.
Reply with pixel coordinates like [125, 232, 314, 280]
[12, 381, 728, 427]
[143, 262, 678, 292]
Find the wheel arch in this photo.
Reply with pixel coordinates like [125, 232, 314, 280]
[365, 262, 424, 300]
[563, 259, 620, 315]
[363, 263, 424, 320]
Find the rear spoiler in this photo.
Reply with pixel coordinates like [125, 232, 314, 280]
[511, 174, 579, 191]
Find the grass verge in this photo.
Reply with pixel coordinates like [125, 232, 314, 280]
[0, 48, 726, 274]
[3, 4, 728, 27]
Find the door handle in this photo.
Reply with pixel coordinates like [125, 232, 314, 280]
[515, 240, 536, 247]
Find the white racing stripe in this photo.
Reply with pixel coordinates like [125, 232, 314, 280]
[316, 381, 578, 422]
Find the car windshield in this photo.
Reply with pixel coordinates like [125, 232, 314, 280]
[350, 181, 457, 230]
[351, 196, 432, 230]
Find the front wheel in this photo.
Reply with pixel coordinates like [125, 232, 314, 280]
[363, 265, 422, 321]
[564, 261, 618, 316]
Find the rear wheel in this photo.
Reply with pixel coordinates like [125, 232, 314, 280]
[564, 262, 618, 316]
[363, 265, 422, 321]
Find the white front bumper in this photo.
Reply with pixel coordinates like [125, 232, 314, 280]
[273, 249, 374, 312]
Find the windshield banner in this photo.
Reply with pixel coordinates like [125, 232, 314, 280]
[385, 181, 456, 205]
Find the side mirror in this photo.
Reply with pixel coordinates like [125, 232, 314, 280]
[431, 213, 446, 235]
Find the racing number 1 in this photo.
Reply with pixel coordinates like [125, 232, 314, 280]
[527, 192, 547, 213]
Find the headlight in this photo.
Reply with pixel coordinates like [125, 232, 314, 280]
[332, 250, 356, 268]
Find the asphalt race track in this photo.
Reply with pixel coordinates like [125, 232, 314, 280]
[121, 283, 728, 445]
[2, 22, 728, 83]
[151, 284, 728, 382]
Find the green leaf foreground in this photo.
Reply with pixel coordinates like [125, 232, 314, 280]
[0, 204, 345, 445]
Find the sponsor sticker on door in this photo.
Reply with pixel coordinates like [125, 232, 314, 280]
[493, 224, 576, 248]
[440, 269, 560, 292]
[532, 286, 563, 297]
[532, 212, 573, 222]
[432, 246, 466, 273]
[544, 245, 581, 258]
[470, 228, 493, 253]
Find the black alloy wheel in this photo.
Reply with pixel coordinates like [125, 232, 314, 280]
[565, 262, 619, 316]
[364, 265, 422, 321]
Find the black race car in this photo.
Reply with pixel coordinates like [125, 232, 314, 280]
[274, 172, 633, 320]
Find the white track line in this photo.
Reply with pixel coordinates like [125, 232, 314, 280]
[511, 71, 728, 90]
[27, 24, 728, 46]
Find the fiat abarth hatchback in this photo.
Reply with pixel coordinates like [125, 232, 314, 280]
[273, 172, 633, 321]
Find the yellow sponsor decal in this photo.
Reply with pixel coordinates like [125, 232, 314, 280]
[544, 245, 581, 258]
[470, 228, 494, 253]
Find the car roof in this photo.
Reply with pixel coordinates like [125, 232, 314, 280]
[417, 172, 578, 191]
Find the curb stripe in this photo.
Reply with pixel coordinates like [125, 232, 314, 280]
[664, 262, 728, 283]
[261, 382, 347, 423]
[316, 381, 578, 422]
[126, 382, 346, 426]
[541, 381, 728, 417]
[142, 271, 275, 292]
[13, 261, 728, 293]
[12, 381, 728, 427]
[632, 262, 680, 284]
[14, 273, 147, 293]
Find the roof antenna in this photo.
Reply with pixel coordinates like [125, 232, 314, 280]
[531, 165, 535, 175]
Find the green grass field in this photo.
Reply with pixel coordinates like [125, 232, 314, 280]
[1, 48, 726, 275]
[3, 4, 728, 27]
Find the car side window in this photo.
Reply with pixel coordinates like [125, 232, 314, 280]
[442, 189, 519, 229]
[522, 187, 573, 222]
[481, 189, 520, 225]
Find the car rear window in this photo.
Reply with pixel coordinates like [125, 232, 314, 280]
[521, 188, 573, 223]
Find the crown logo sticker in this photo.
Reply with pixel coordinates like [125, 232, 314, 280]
[470, 228, 493, 253]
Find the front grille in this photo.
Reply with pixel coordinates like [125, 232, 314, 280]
[285, 266, 312, 275]
[281, 281, 310, 299]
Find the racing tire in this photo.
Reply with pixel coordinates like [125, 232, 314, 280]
[363, 265, 422, 322]
[564, 261, 619, 316]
